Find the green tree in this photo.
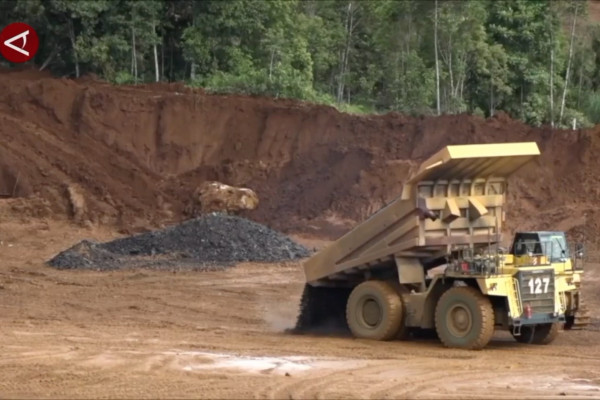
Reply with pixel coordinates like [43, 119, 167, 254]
[1, 0, 599, 125]
[486, 0, 560, 125]
[371, 0, 434, 113]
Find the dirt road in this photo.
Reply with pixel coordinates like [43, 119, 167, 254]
[1, 220, 599, 399]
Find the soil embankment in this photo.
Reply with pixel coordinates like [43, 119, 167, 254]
[0, 68, 598, 242]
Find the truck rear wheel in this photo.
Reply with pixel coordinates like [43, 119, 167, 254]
[512, 323, 560, 345]
[346, 280, 403, 341]
[293, 284, 351, 334]
[434, 286, 494, 350]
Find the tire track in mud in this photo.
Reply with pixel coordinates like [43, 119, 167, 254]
[1, 346, 224, 399]
[283, 362, 472, 399]
[256, 364, 360, 400]
[255, 359, 463, 400]
[215, 309, 600, 399]
[255, 361, 411, 399]
[0, 345, 79, 364]
[253, 355, 600, 400]
[373, 365, 543, 399]
[363, 363, 478, 399]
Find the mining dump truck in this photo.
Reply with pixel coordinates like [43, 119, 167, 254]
[295, 142, 586, 349]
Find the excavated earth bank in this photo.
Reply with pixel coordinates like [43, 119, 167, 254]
[0, 67, 599, 245]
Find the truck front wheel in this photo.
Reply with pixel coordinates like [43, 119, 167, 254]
[346, 280, 403, 341]
[435, 286, 495, 350]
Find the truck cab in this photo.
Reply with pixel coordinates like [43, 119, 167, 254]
[508, 231, 586, 330]
[511, 231, 569, 266]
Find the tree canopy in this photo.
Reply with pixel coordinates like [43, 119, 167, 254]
[2, 0, 600, 127]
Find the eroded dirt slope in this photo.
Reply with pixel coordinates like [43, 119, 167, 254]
[0, 68, 599, 240]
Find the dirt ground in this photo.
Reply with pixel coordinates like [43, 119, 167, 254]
[2, 66, 600, 399]
[1, 219, 599, 399]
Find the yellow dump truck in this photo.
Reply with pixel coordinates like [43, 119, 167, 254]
[294, 142, 586, 349]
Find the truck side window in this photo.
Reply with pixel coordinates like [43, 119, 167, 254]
[515, 241, 525, 255]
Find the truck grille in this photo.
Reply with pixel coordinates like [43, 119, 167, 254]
[517, 269, 555, 315]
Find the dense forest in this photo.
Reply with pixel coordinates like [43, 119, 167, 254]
[1, 0, 600, 127]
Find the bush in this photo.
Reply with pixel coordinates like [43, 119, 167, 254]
[583, 92, 600, 125]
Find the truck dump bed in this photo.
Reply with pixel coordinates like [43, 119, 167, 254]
[303, 142, 540, 284]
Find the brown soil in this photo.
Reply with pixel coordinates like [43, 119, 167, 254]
[0, 220, 599, 399]
[589, 0, 600, 23]
[1, 68, 600, 243]
[2, 69, 600, 398]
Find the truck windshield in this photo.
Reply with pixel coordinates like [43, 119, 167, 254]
[539, 233, 569, 262]
[513, 236, 543, 255]
[512, 232, 570, 262]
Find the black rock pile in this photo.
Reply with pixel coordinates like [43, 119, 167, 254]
[48, 213, 310, 271]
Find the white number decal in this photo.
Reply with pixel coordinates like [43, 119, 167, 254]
[528, 278, 535, 293]
[527, 277, 551, 294]
[542, 277, 550, 293]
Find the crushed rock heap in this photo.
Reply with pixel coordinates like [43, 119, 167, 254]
[47, 213, 310, 271]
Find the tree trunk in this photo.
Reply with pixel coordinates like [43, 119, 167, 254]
[161, 40, 165, 82]
[548, 3, 555, 128]
[337, 1, 355, 104]
[336, 49, 345, 103]
[448, 36, 455, 106]
[39, 47, 59, 72]
[550, 47, 554, 128]
[434, 0, 441, 115]
[131, 28, 134, 75]
[402, 12, 411, 107]
[132, 27, 138, 84]
[269, 49, 275, 81]
[68, 20, 79, 78]
[577, 59, 584, 108]
[559, 3, 578, 124]
[153, 23, 160, 82]
[490, 78, 494, 116]
[169, 39, 174, 82]
[190, 12, 197, 81]
[520, 83, 524, 120]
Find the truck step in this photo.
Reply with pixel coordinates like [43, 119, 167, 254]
[566, 302, 591, 330]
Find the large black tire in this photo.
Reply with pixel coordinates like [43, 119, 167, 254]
[512, 323, 560, 345]
[346, 280, 403, 341]
[434, 286, 494, 350]
[292, 284, 351, 335]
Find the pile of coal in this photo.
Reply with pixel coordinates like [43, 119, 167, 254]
[48, 213, 310, 271]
